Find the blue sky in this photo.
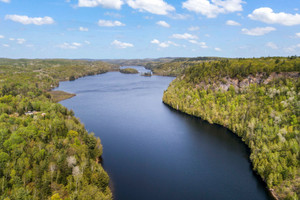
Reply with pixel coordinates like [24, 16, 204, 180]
[0, 0, 300, 59]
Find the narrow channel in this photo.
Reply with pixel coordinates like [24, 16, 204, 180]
[55, 66, 272, 200]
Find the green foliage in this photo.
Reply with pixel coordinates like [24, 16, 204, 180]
[0, 59, 113, 200]
[51, 193, 63, 200]
[119, 68, 139, 74]
[163, 57, 300, 200]
[146, 61, 190, 76]
[148, 56, 300, 78]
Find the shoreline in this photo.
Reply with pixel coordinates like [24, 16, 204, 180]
[162, 101, 277, 200]
[48, 90, 76, 102]
[53, 70, 116, 196]
[55, 69, 276, 200]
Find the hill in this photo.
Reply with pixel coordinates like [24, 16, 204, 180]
[163, 57, 300, 199]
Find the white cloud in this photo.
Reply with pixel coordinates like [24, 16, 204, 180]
[85, 40, 91, 45]
[2, 44, 9, 47]
[0, 35, 4, 39]
[284, 44, 300, 53]
[172, 33, 198, 40]
[79, 27, 88, 31]
[248, 7, 300, 26]
[57, 42, 82, 49]
[127, 0, 175, 15]
[98, 20, 125, 27]
[156, 20, 170, 28]
[168, 13, 190, 20]
[158, 43, 169, 48]
[111, 40, 133, 48]
[296, 33, 300, 38]
[5, 37, 26, 44]
[188, 26, 200, 31]
[188, 40, 208, 48]
[78, 0, 123, 9]
[5, 15, 54, 25]
[241, 27, 276, 36]
[182, 0, 244, 18]
[265, 42, 278, 49]
[151, 39, 179, 48]
[16, 38, 26, 44]
[188, 40, 198, 44]
[214, 0, 244, 12]
[226, 20, 240, 26]
[72, 42, 82, 47]
[0, 0, 10, 3]
[151, 39, 160, 44]
[159, 42, 171, 48]
[214, 47, 221, 51]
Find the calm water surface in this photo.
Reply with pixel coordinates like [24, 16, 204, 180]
[56, 66, 272, 200]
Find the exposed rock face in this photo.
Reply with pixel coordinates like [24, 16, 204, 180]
[197, 72, 299, 91]
[263, 72, 299, 84]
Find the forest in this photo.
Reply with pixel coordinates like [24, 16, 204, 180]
[162, 57, 300, 199]
[0, 59, 115, 200]
[1, 57, 299, 199]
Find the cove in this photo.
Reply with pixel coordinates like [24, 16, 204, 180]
[55, 66, 273, 200]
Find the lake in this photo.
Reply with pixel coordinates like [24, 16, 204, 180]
[55, 66, 272, 200]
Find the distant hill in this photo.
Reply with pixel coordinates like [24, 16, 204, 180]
[101, 57, 177, 66]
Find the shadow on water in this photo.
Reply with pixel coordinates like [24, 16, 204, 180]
[163, 103, 274, 199]
[100, 157, 116, 197]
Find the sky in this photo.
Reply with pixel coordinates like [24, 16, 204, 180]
[0, 0, 300, 59]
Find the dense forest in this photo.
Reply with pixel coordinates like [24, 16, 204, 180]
[162, 57, 300, 199]
[0, 59, 115, 199]
[1, 57, 299, 199]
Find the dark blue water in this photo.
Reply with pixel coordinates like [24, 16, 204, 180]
[56, 67, 272, 200]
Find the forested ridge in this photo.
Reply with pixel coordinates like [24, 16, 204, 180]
[0, 59, 115, 199]
[145, 57, 224, 76]
[162, 57, 300, 199]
